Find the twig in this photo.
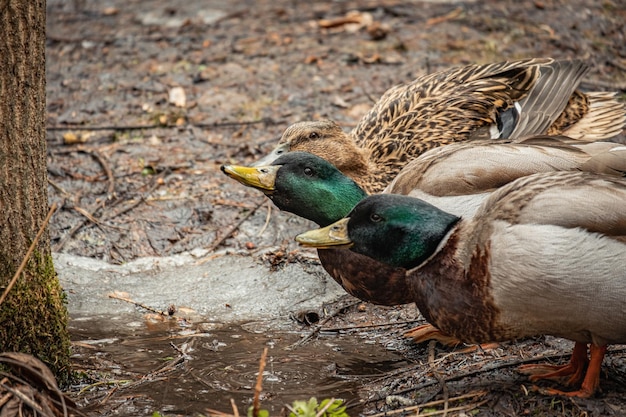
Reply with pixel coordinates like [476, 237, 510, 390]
[256, 201, 272, 237]
[46, 118, 278, 131]
[0, 353, 82, 417]
[428, 341, 448, 417]
[54, 168, 168, 252]
[212, 199, 260, 209]
[368, 390, 487, 417]
[48, 124, 162, 131]
[252, 347, 269, 417]
[397, 349, 621, 398]
[0, 391, 11, 408]
[87, 148, 115, 196]
[0, 380, 47, 415]
[321, 319, 421, 332]
[169, 342, 185, 356]
[107, 293, 168, 316]
[389, 400, 489, 417]
[287, 300, 362, 349]
[365, 346, 626, 406]
[230, 398, 240, 417]
[77, 380, 130, 396]
[51, 147, 114, 197]
[425, 7, 463, 26]
[0, 202, 57, 306]
[72, 206, 124, 230]
[52, 200, 103, 252]
[315, 398, 337, 417]
[101, 169, 169, 221]
[198, 197, 266, 263]
[47, 178, 69, 196]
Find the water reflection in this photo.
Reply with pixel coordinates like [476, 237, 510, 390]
[69, 316, 408, 416]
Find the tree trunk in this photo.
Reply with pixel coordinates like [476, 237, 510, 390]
[0, 0, 71, 383]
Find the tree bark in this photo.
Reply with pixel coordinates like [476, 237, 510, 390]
[0, 0, 71, 383]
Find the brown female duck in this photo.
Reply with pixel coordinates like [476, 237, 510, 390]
[254, 58, 624, 193]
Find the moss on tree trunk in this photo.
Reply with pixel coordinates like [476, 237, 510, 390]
[0, 0, 71, 383]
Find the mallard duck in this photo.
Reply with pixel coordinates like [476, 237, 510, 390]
[385, 136, 626, 218]
[295, 171, 626, 398]
[254, 58, 625, 193]
[222, 140, 626, 343]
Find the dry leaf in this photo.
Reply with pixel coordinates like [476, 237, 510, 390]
[62, 131, 91, 145]
[102, 7, 119, 16]
[331, 95, 349, 108]
[169, 86, 186, 107]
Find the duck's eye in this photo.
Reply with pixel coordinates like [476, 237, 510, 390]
[304, 167, 313, 176]
[275, 149, 284, 155]
[370, 213, 382, 223]
[308, 132, 319, 139]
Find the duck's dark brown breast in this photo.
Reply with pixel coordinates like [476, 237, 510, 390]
[410, 230, 507, 344]
[317, 249, 414, 306]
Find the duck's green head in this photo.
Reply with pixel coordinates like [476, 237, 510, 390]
[221, 152, 367, 227]
[297, 194, 460, 269]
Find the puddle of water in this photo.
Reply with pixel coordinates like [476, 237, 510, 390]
[69, 316, 409, 416]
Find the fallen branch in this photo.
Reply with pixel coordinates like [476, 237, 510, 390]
[107, 293, 169, 316]
[101, 168, 169, 221]
[53, 168, 167, 252]
[287, 300, 362, 349]
[197, 197, 266, 263]
[377, 346, 626, 401]
[0, 202, 57, 306]
[368, 390, 487, 417]
[46, 118, 278, 131]
[252, 347, 268, 417]
[320, 319, 421, 333]
[87, 148, 115, 196]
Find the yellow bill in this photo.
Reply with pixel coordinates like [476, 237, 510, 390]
[295, 218, 354, 249]
[220, 164, 280, 192]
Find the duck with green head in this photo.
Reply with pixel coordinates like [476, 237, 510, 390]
[221, 141, 626, 344]
[222, 151, 417, 306]
[295, 171, 626, 398]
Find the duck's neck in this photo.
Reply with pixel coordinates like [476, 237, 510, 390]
[292, 180, 368, 227]
[337, 148, 372, 191]
[409, 227, 500, 344]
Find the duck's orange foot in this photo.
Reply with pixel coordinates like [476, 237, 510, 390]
[518, 342, 588, 387]
[403, 324, 499, 351]
[403, 324, 461, 347]
[521, 342, 606, 398]
[519, 362, 586, 387]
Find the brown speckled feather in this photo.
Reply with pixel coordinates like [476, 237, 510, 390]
[255, 58, 625, 193]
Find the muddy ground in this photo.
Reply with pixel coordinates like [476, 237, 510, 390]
[45, 0, 626, 415]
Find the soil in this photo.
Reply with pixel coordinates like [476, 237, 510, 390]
[45, 0, 626, 416]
